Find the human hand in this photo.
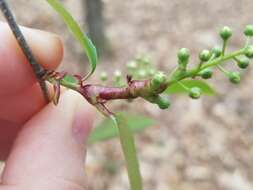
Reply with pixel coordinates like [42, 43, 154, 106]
[0, 22, 94, 190]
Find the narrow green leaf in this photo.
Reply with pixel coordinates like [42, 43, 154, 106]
[46, 0, 97, 80]
[88, 112, 155, 144]
[62, 75, 78, 84]
[165, 80, 216, 95]
[111, 114, 142, 190]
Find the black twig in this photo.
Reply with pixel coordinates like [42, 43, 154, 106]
[0, 0, 49, 101]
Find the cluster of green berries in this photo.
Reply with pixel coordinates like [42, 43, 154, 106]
[127, 54, 156, 79]
[99, 54, 157, 85]
[97, 24, 253, 109]
[145, 94, 171, 110]
[219, 25, 253, 84]
[176, 24, 253, 99]
[99, 70, 124, 86]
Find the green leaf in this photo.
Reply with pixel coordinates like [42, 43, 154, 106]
[46, 0, 97, 80]
[165, 80, 216, 96]
[111, 114, 142, 190]
[62, 75, 78, 84]
[88, 112, 155, 144]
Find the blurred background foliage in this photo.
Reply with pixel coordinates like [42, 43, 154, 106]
[1, 0, 253, 189]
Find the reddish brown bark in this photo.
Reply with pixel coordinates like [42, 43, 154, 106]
[78, 79, 168, 105]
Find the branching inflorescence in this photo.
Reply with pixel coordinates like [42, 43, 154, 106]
[44, 25, 253, 117]
[1, 0, 252, 118]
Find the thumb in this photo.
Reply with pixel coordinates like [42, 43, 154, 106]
[1, 90, 94, 190]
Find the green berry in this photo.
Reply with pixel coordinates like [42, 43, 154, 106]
[136, 55, 151, 65]
[178, 48, 190, 63]
[228, 72, 240, 84]
[137, 69, 147, 78]
[199, 49, 211, 62]
[237, 57, 250, 69]
[200, 68, 213, 79]
[212, 46, 222, 57]
[245, 45, 253, 58]
[100, 71, 108, 81]
[219, 26, 232, 40]
[156, 95, 171, 109]
[127, 61, 137, 70]
[135, 55, 142, 61]
[148, 68, 156, 76]
[189, 87, 201, 99]
[142, 56, 151, 65]
[244, 25, 253, 37]
[151, 72, 167, 88]
[114, 70, 122, 81]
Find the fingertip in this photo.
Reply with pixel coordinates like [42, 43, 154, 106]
[0, 22, 64, 95]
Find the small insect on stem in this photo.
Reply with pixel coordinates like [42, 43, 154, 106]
[0, 0, 49, 101]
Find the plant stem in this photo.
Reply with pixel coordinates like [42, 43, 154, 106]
[182, 49, 244, 77]
[217, 64, 229, 75]
[44, 47, 246, 107]
[0, 0, 49, 101]
[201, 49, 245, 69]
[44, 48, 244, 108]
[222, 40, 228, 56]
